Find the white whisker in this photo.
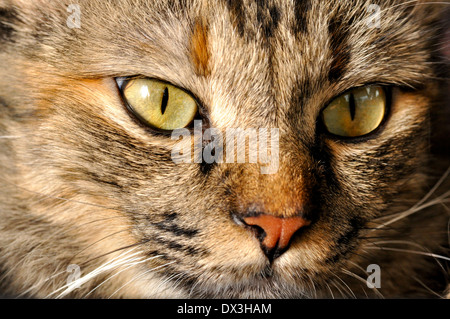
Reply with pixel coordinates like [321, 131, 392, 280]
[412, 276, 445, 298]
[373, 183, 450, 231]
[373, 167, 450, 228]
[47, 248, 143, 298]
[188, 275, 202, 298]
[84, 255, 162, 298]
[333, 273, 356, 299]
[108, 260, 176, 299]
[330, 279, 347, 298]
[153, 271, 185, 297]
[365, 240, 448, 273]
[325, 282, 335, 299]
[412, 167, 450, 211]
[18, 269, 68, 298]
[340, 269, 384, 299]
[308, 274, 318, 299]
[365, 246, 450, 262]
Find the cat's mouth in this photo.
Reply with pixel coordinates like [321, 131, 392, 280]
[154, 234, 335, 299]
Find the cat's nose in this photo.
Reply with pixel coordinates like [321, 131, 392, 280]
[236, 214, 310, 262]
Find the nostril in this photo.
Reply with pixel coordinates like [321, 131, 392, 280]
[232, 212, 311, 262]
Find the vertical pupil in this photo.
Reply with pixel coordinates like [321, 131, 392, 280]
[161, 87, 169, 115]
[349, 93, 356, 121]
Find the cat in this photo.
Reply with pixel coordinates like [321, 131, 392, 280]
[0, 0, 449, 298]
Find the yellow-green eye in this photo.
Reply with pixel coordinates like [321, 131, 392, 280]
[321, 85, 387, 138]
[120, 78, 198, 131]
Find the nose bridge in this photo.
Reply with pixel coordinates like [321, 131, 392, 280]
[260, 173, 308, 217]
[234, 160, 312, 218]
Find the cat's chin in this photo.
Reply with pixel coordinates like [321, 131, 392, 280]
[178, 274, 320, 299]
[147, 261, 327, 299]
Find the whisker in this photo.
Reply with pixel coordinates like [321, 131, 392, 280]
[17, 269, 68, 298]
[330, 278, 347, 299]
[47, 247, 143, 298]
[84, 254, 162, 298]
[373, 190, 450, 231]
[70, 229, 130, 263]
[413, 167, 450, 210]
[340, 269, 384, 299]
[371, 166, 450, 228]
[412, 276, 446, 298]
[171, 273, 190, 297]
[80, 239, 151, 266]
[365, 246, 450, 262]
[153, 272, 185, 297]
[332, 273, 356, 299]
[108, 261, 176, 299]
[305, 274, 318, 299]
[325, 282, 335, 299]
[188, 273, 204, 298]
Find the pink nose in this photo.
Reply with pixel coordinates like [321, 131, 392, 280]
[242, 214, 310, 261]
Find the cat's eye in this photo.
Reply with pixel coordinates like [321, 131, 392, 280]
[321, 85, 387, 138]
[118, 78, 198, 131]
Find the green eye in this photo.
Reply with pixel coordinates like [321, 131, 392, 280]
[120, 78, 198, 131]
[321, 85, 387, 138]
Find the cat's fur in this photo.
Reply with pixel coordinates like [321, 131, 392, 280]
[0, 0, 449, 298]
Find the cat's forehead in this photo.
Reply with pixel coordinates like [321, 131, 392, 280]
[8, 0, 440, 79]
[3, 0, 444, 128]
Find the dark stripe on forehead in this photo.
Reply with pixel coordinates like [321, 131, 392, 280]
[256, 0, 281, 39]
[328, 15, 352, 82]
[0, 7, 17, 46]
[223, 0, 281, 41]
[223, 0, 246, 37]
[292, 0, 310, 34]
[167, 0, 190, 12]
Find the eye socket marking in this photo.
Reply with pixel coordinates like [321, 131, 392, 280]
[116, 77, 198, 131]
[321, 85, 387, 138]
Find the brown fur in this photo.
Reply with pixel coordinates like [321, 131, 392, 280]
[191, 18, 211, 77]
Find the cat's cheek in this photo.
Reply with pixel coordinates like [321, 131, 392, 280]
[388, 88, 432, 131]
[57, 77, 127, 125]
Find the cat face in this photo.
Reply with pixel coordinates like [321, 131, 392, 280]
[0, 0, 448, 298]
